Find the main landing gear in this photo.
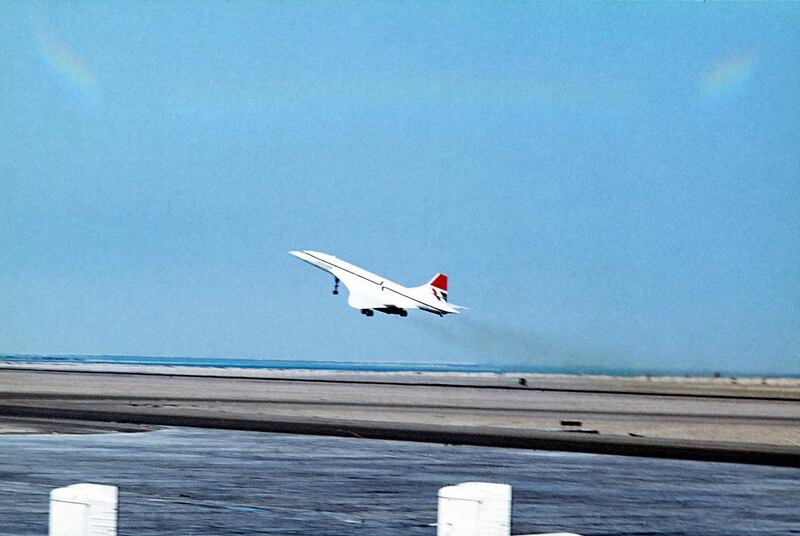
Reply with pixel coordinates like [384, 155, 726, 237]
[332, 277, 340, 295]
[361, 309, 374, 317]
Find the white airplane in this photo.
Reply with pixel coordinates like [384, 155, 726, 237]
[290, 250, 464, 317]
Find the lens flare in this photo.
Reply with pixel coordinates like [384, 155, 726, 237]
[701, 50, 756, 95]
[31, 3, 98, 96]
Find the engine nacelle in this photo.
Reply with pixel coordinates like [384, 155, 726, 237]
[375, 306, 408, 317]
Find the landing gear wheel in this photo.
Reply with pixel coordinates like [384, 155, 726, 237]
[361, 309, 374, 317]
[332, 277, 340, 295]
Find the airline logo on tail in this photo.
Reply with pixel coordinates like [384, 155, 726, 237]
[428, 273, 448, 302]
[289, 251, 464, 317]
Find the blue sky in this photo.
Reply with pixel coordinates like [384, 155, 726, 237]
[2, 2, 798, 374]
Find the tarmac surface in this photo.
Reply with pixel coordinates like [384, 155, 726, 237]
[1, 364, 799, 466]
[4, 427, 799, 536]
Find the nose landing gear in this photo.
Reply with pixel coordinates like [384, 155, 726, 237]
[332, 277, 340, 295]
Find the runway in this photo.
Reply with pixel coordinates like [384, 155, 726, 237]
[1, 365, 799, 466]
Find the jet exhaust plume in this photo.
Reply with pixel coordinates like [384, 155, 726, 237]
[407, 314, 634, 372]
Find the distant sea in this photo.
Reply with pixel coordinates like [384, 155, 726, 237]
[1, 354, 798, 378]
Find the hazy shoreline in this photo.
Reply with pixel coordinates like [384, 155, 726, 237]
[2, 354, 798, 380]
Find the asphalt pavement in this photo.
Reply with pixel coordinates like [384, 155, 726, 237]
[1, 365, 798, 466]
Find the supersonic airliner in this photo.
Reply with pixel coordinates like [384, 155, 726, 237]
[290, 250, 464, 317]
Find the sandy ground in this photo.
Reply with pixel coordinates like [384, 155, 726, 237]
[3, 361, 799, 395]
[1, 364, 798, 465]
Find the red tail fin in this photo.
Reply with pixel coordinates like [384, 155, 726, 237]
[428, 273, 447, 291]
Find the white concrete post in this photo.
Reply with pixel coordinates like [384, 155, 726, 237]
[49, 483, 118, 536]
[438, 482, 512, 536]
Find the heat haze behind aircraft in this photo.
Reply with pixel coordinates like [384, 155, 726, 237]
[290, 250, 464, 317]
